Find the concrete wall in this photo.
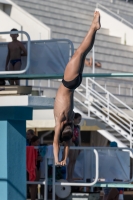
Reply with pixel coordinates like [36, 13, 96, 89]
[0, 9, 21, 41]
[4, 0, 51, 41]
[97, 8, 133, 46]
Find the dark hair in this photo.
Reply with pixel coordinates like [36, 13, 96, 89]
[27, 129, 34, 136]
[11, 28, 18, 32]
[74, 113, 81, 119]
[31, 136, 39, 144]
[62, 124, 73, 141]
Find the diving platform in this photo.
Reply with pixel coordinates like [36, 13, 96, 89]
[0, 95, 54, 200]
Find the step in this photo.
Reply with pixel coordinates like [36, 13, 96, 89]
[92, 0, 133, 13]
[17, 0, 96, 14]
[106, 128, 115, 132]
[63, 0, 133, 14]
[95, 39, 133, 52]
[112, 132, 129, 137]
[17, 2, 94, 20]
[81, 53, 133, 68]
[85, 60, 133, 73]
[94, 45, 133, 59]
[112, 131, 129, 137]
[94, 52, 133, 66]
[75, 42, 133, 54]
[85, 56, 133, 72]
[52, 31, 121, 45]
[49, 25, 109, 37]
[39, 17, 94, 30]
[21, 6, 94, 24]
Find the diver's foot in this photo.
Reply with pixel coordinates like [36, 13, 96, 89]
[91, 11, 101, 31]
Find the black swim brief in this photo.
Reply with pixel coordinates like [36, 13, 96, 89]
[62, 73, 82, 90]
[10, 59, 21, 67]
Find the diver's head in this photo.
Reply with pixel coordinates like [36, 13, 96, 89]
[10, 28, 19, 40]
[61, 123, 73, 141]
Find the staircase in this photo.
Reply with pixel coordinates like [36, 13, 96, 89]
[74, 78, 133, 148]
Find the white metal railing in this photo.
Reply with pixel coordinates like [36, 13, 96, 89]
[96, 3, 133, 28]
[52, 147, 133, 200]
[74, 78, 133, 148]
[27, 146, 133, 200]
[95, 78, 133, 96]
[0, 31, 30, 74]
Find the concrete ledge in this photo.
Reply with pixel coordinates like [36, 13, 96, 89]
[0, 95, 54, 109]
[0, 86, 32, 95]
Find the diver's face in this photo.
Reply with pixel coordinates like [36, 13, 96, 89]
[64, 122, 74, 131]
[10, 34, 18, 40]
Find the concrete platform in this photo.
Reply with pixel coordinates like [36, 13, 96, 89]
[0, 95, 54, 109]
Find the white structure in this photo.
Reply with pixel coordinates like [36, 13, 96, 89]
[0, 0, 51, 41]
[96, 5, 133, 46]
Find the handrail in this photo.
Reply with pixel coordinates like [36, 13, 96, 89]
[87, 78, 133, 113]
[51, 147, 133, 200]
[26, 147, 133, 200]
[75, 85, 132, 141]
[52, 148, 99, 200]
[0, 31, 30, 74]
[74, 78, 133, 147]
[96, 3, 133, 28]
[54, 149, 99, 186]
[2, 73, 133, 79]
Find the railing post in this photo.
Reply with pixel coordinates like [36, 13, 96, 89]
[39, 80, 42, 96]
[86, 78, 91, 117]
[107, 93, 110, 121]
[130, 87, 132, 96]
[90, 149, 94, 192]
[83, 149, 86, 192]
[48, 79, 51, 87]
[44, 157, 48, 200]
[32, 79, 34, 86]
[92, 46, 95, 81]
[52, 159, 55, 200]
[86, 78, 88, 99]
[130, 121, 133, 149]
[119, 84, 121, 95]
